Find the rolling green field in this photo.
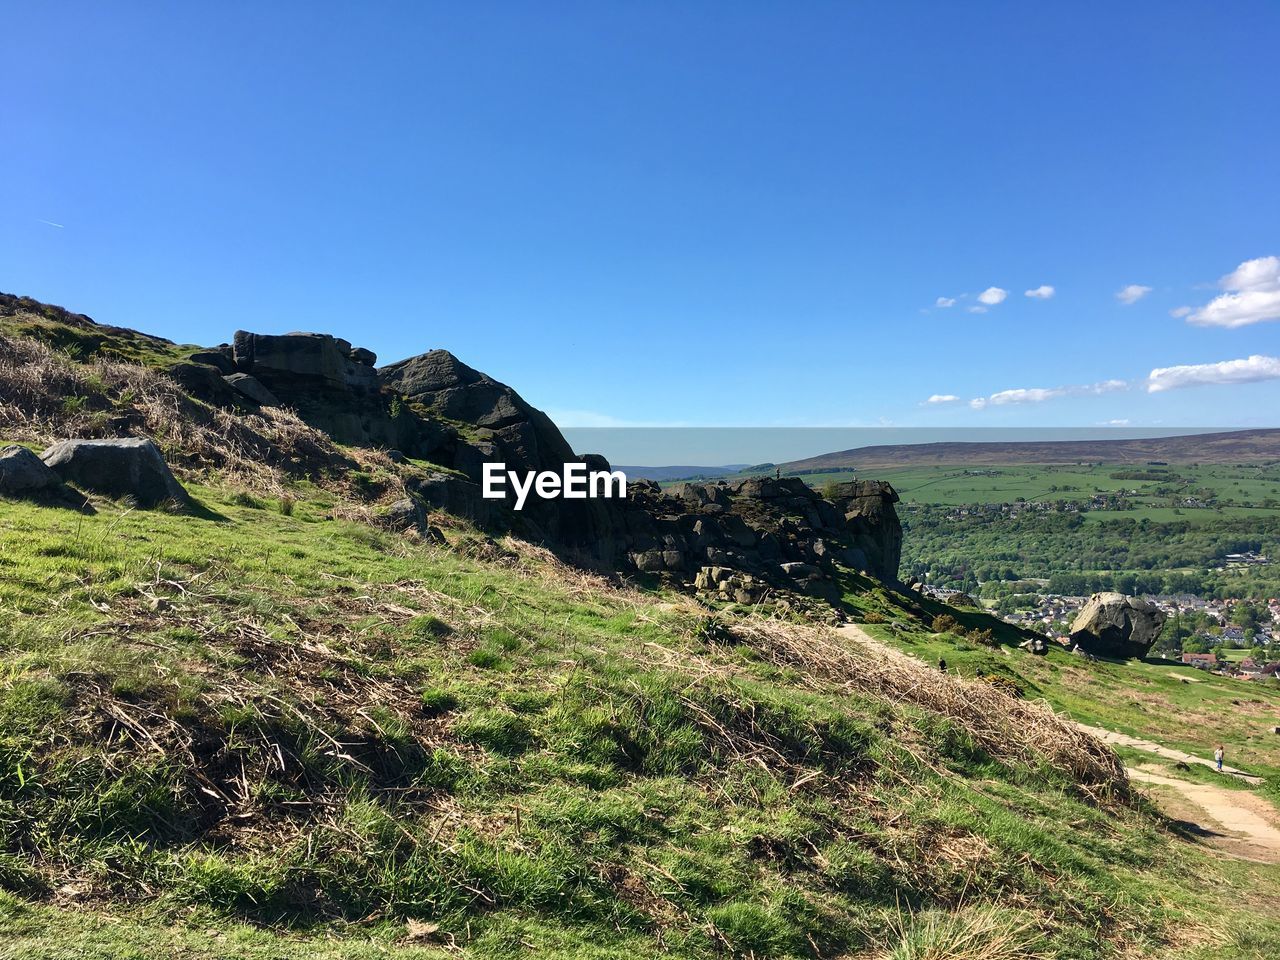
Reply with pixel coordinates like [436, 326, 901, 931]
[800, 462, 1280, 598]
[808, 462, 1280, 514]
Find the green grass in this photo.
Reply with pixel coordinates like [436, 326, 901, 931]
[841, 581, 1280, 780]
[2, 483, 1280, 957]
[853, 462, 1280, 510]
[0, 300, 196, 367]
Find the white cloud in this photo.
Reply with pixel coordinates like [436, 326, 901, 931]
[977, 286, 1008, 306]
[1025, 285, 1055, 300]
[1085, 379, 1129, 395]
[1182, 256, 1280, 329]
[1103, 419, 1131, 426]
[935, 296, 956, 308]
[1169, 306, 1193, 318]
[969, 379, 1128, 409]
[926, 394, 960, 404]
[1222, 255, 1280, 292]
[1116, 284, 1152, 305]
[1146, 355, 1280, 393]
[967, 305, 987, 314]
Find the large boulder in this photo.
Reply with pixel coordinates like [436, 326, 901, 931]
[376, 497, 428, 533]
[1069, 592, 1165, 659]
[378, 350, 577, 474]
[228, 330, 447, 457]
[166, 361, 247, 408]
[0, 445, 93, 511]
[824, 480, 903, 583]
[40, 438, 188, 507]
[232, 331, 377, 393]
[0, 445, 64, 495]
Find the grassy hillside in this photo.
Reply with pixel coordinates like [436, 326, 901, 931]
[2, 482, 1280, 958]
[3, 313, 1280, 957]
[0, 293, 196, 367]
[837, 584, 1280, 783]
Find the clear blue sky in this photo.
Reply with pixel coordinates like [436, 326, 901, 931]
[6, 1, 1279, 433]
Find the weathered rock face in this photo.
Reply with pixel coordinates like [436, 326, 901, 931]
[613, 474, 902, 597]
[1069, 592, 1165, 659]
[232, 331, 378, 393]
[40, 438, 188, 507]
[826, 480, 903, 584]
[378, 350, 576, 477]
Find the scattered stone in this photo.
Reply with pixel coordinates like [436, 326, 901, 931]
[780, 561, 819, 578]
[40, 438, 188, 507]
[223, 372, 280, 406]
[0, 445, 63, 494]
[378, 497, 427, 532]
[187, 350, 235, 374]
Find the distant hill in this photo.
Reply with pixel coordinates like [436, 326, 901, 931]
[783, 428, 1280, 471]
[615, 464, 748, 481]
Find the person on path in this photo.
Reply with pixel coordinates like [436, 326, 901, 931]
[1215, 744, 1225, 772]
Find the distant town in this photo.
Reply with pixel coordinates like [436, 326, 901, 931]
[921, 582, 1280, 680]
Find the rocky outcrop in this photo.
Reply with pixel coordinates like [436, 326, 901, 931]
[378, 348, 628, 551]
[612, 474, 901, 598]
[1069, 592, 1165, 659]
[231, 331, 378, 393]
[826, 480, 902, 583]
[378, 349, 576, 477]
[177, 328, 903, 603]
[40, 438, 188, 507]
[185, 332, 452, 458]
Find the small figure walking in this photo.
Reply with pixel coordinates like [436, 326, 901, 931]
[1214, 744, 1225, 772]
[938, 658, 948, 674]
[775, 466, 781, 480]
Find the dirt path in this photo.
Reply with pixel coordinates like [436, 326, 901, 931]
[1076, 722, 1263, 784]
[833, 622, 1280, 862]
[1128, 765, 1280, 864]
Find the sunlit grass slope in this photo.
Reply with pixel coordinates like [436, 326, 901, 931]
[1, 484, 1279, 958]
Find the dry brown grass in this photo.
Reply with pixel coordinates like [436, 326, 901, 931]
[726, 617, 1131, 802]
[869, 905, 1041, 960]
[0, 333, 396, 498]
